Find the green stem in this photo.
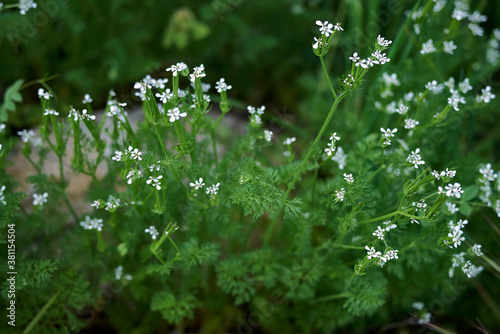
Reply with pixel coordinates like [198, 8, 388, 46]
[320, 55, 337, 99]
[312, 292, 351, 303]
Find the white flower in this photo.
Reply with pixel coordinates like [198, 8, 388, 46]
[330, 132, 340, 141]
[377, 35, 392, 47]
[264, 130, 273, 142]
[448, 229, 465, 248]
[412, 302, 424, 310]
[349, 52, 360, 62]
[386, 249, 398, 260]
[283, 137, 296, 145]
[0, 185, 6, 205]
[17, 129, 42, 147]
[343, 173, 354, 183]
[446, 202, 459, 213]
[324, 147, 335, 156]
[80, 216, 104, 231]
[189, 64, 206, 83]
[82, 109, 96, 121]
[126, 170, 142, 185]
[114, 266, 124, 280]
[410, 218, 419, 224]
[468, 23, 484, 37]
[112, 151, 123, 161]
[166, 62, 188, 76]
[462, 261, 483, 278]
[404, 118, 419, 129]
[448, 89, 466, 111]
[365, 245, 381, 259]
[146, 176, 163, 190]
[479, 163, 498, 181]
[0, 124, 5, 134]
[149, 163, 161, 172]
[468, 11, 487, 23]
[452, 9, 469, 21]
[166, 107, 187, 122]
[334, 22, 343, 31]
[459, 78, 473, 94]
[471, 244, 483, 256]
[425, 80, 444, 94]
[316, 20, 334, 37]
[33, 192, 48, 206]
[407, 148, 425, 168]
[128, 146, 143, 161]
[19, 0, 37, 15]
[476, 86, 495, 103]
[380, 128, 398, 138]
[43, 109, 59, 116]
[383, 220, 397, 231]
[312, 37, 323, 50]
[215, 78, 232, 92]
[91, 200, 101, 209]
[190, 178, 205, 190]
[206, 183, 220, 199]
[444, 183, 464, 198]
[145, 226, 159, 240]
[443, 41, 457, 54]
[156, 89, 173, 103]
[420, 39, 436, 54]
[335, 188, 345, 201]
[373, 226, 385, 240]
[332, 146, 347, 169]
[382, 73, 400, 87]
[38, 88, 52, 100]
[82, 94, 93, 104]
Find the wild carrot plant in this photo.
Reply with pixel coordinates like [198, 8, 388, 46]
[1, 1, 500, 333]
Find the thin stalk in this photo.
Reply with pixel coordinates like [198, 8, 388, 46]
[320, 55, 337, 99]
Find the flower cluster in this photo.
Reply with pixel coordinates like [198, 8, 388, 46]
[406, 148, 425, 168]
[215, 78, 232, 92]
[80, 216, 104, 231]
[145, 226, 159, 240]
[438, 183, 464, 199]
[365, 245, 399, 267]
[68, 108, 96, 122]
[33, 192, 48, 207]
[247, 105, 265, 127]
[18, 129, 43, 147]
[380, 128, 397, 146]
[324, 132, 340, 157]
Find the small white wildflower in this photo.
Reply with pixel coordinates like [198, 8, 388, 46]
[448, 229, 465, 248]
[19, 0, 37, 14]
[383, 220, 397, 231]
[468, 23, 484, 37]
[189, 64, 206, 82]
[316, 20, 334, 37]
[386, 249, 398, 260]
[452, 9, 469, 21]
[156, 89, 173, 103]
[112, 151, 123, 161]
[264, 130, 273, 142]
[91, 200, 101, 209]
[343, 173, 354, 183]
[333, 22, 343, 31]
[471, 244, 483, 256]
[43, 109, 59, 116]
[166, 107, 187, 122]
[81, 109, 96, 121]
[373, 226, 385, 240]
[446, 202, 459, 213]
[146, 176, 163, 190]
[476, 86, 495, 103]
[0, 185, 6, 205]
[215, 78, 232, 92]
[377, 35, 392, 47]
[380, 128, 398, 138]
[189, 178, 205, 190]
[412, 302, 424, 310]
[145, 226, 159, 240]
[128, 147, 143, 161]
[410, 218, 419, 224]
[166, 62, 188, 77]
[445, 183, 464, 198]
[421, 39, 436, 54]
[283, 137, 296, 145]
[80, 216, 104, 231]
[126, 170, 142, 185]
[407, 148, 425, 168]
[443, 41, 457, 54]
[365, 245, 381, 259]
[82, 94, 93, 104]
[404, 118, 419, 129]
[425, 80, 444, 94]
[332, 147, 347, 169]
[206, 183, 220, 198]
[38, 88, 52, 100]
[33, 192, 48, 206]
[349, 52, 360, 62]
[335, 188, 345, 201]
[312, 37, 323, 50]
[459, 78, 473, 94]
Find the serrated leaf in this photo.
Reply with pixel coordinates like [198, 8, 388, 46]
[0, 79, 24, 121]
